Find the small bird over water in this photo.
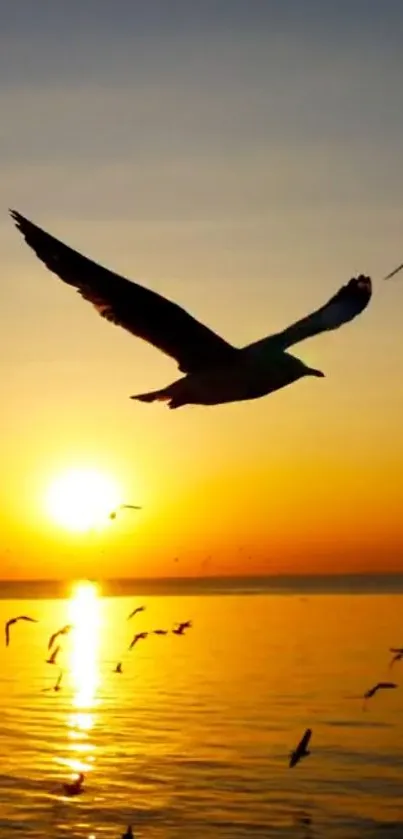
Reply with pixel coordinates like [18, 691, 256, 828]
[46, 645, 60, 665]
[62, 772, 84, 796]
[389, 648, 403, 668]
[48, 624, 73, 651]
[172, 620, 192, 636]
[10, 210, 373, 409]
[43, 669, 63, 693]
[363, 681, 397, 709]
[289, 728, 312, 768]
[121, 826, 133, 839]
[109, 504, 142, 520]
[127, 605, 145, 620]
[114, 662, 123, 674]
[5, 615, 37, 646]
[128, 631, 148, 650]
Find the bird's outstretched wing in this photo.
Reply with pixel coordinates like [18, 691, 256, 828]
[297, 728, 312, 752]
[274, 276, 372, 349]
[10, 210, 237, 374]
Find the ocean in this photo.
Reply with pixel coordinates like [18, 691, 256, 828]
[1, 574, 403, 838]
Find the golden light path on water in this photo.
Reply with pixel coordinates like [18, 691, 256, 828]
[65, 581, 101, 778]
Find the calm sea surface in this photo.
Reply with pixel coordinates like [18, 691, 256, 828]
[1, 577, 403, 838]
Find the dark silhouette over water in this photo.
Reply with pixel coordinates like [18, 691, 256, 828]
[5, 615, 37, 646]
[10, 210, 371, 408]
[289, 728, 312, 768]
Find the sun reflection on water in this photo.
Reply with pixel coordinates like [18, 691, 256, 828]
[65, 580, 101, 775]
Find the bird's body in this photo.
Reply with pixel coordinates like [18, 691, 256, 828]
[5, 615, 37, 647]
[153, 629, 168, 636]
[122, 827, 133, 839]
[62, 772, 84, 796]
[114, 662, 123, 674]
[10, 210, 372, 409]
[289, 728, 312, 768]
[128, 631, 148, 650]
[48, 624, 72, 651]
[389, 649, 403, 668]
[46, 645, 60, 665]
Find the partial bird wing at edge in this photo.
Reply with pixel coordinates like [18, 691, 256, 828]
[272, 276, 372, 350]
[10, 210, 237, 374]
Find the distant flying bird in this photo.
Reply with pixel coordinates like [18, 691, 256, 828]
[389, 649, 403, 669]
[172, 620, 192, 636]
[127, 606, 145, 620]
[109, 504, 142, 520]
[363, 682, 397, 708]
[48, 624, 73, 651]
[5, 615, 37, 646]
[10, 210, 372, 409]
[43, 669, 63, 693]
[62, 772, 84, 796]
[153, 629, 168, 636]
[46, 645, 60, 665]
[289, 728, 312, 768]
[114, 662, 123, 674]
[128, 631, 148, 650]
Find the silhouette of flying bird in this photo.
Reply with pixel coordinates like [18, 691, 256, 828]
[5, 615, 37, 646]
[153, 629, 168, 635]
[43, 669, 63, 693]
[109, 504, 142, 520]
[62, 772, 84, 796]
[46, 645, 60, 665]
[172, 620, 192, 635]
[48, 624, 72, 651]
[289, 728, 312, 768]
[389, 649, 403, 669]
[10, 210, 372, 409]
[363, 682, 397, 708]
[127, 606, 145, 620]
[114, 662, 123, 674]
[128, 631, 148, 650]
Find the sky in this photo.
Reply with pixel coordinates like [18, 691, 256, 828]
[1, 0, 403, 580]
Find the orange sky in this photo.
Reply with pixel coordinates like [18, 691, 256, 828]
[1, 2, 403, 579]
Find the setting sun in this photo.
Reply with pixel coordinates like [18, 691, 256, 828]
[45, 468, 121, 532]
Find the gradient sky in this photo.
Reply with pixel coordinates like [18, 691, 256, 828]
[1, 0, 403, 579]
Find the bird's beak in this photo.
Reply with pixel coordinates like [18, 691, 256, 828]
[310, 368, 325, 377]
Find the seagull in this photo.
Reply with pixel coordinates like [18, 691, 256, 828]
[289, 728, 312, 768]
[5, 615, 38, 646]
[172, 620, 192, 635]
[128, 631, 148, 650]
[10, 210, 372, 409]
[48, 624, 73, 651]
[42, 669, 63, 693]
[121, 827, 134, 839]
[114, 662, 123, 674]
[389, 649, 403, 669]
[362, 681, 397, 709]
[153, 629, 168, 635]
[127, 606, 145, 620]
[46, 645, 60, 665]
[109, 504, 142, 520]
[62, 772, 84, 796]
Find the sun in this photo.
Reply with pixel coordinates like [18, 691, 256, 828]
[46, 468, 121, 532]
